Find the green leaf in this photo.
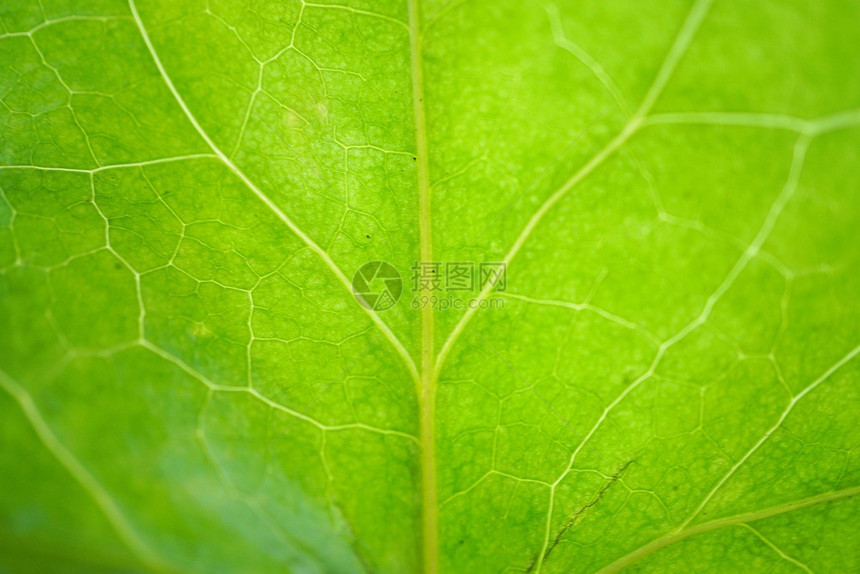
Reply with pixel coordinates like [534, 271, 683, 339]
[1, 0, 858, 572]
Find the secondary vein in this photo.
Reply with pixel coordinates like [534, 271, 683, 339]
[127, 0, 418, 382]
[599, 485, 860, 573]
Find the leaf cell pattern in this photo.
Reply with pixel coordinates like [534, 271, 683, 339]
[1, 0, 858, 573]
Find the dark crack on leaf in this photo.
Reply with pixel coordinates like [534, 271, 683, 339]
[525, 460, 634, 573]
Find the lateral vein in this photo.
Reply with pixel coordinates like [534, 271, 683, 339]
[127, 0, 417, 382]
[599, 485, 860, 573]
[0, 368, 169, 572]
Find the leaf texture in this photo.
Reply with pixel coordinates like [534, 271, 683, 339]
[1, 0, 859, 572]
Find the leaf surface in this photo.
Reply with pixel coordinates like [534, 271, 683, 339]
[1, 0, 859, 572]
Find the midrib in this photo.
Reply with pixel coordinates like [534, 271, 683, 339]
[408, 1, 438, 573]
